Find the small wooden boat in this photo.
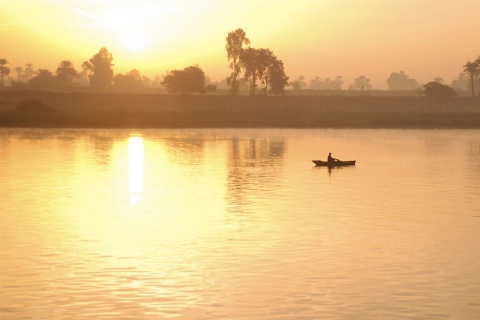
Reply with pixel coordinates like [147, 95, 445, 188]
[312, 160, 356, 167]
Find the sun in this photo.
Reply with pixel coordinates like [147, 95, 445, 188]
[97, 8, 150, 53]
[123, 31, 147, 52]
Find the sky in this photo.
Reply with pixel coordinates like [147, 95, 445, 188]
[1, 0, 479, 89]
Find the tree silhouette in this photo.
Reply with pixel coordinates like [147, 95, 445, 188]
[161, 65, 206, 95]
[423, 81, 456, 98]
[387, 71, 419, 90]
[433, 77, 445, 84]
[255, 49, 288, 95]
[239, 47, 288, 96]
[240, 47, 261, 96]
[463, 59, 479, 97]
[24, 63, 34, 81]
[29, 69, 55, 90]
[226, 28, 250, 95]
[309, 76, 322, 90]
[333, 76, 344, 90]
[267, 58, 289, 95]
[56, 60, 78, 88]
[113, 69, 144, 92]
[82, 47, 114, 90]
[349, 75, 371, 90]
[0, 59, 11, 87]
[309, 76, 343, 90]
[451, 72, 469, 91]
[290, 76, 307, 90]
[14, 67, 23, 82]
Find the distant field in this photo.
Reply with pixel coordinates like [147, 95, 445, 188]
[1, 90, 480, 128]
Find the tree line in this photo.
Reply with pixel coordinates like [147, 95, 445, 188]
[0, 30, 479, 97]
[0, 28, 289, 95]
[0, 50, 150, 92]
[290, 69, 478, 97]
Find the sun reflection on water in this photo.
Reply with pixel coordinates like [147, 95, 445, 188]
[128, 135, 144, 204]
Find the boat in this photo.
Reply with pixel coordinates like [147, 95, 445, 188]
[312, 160, 356, 167]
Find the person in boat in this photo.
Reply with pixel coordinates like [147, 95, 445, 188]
[327, 152, 339, 163]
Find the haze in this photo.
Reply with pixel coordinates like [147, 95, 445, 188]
[2, 0, 479, 89]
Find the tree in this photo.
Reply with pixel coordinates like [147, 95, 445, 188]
[205, 83, 217, 93]
[450, 72, 469, 91]
[0, 59, 10, 87]
[387, 71, 419, 90]
[240, 47, 261, 96]
[334, 76, 344, 90]
[433, 77, 445, 84]
[310, 76, 343, 90]
[14, 67, 23, 82]
[141, 75, 153, 88]
[239, 47, 288, 96]
[24, 63, 34, 81]
[423, 81, 457, 98]
[463, 59, 479, 97]
[113, 69, 144, 92]
[161, 65, 206, 95]
[267, 58, 289, 95]
[113, 74, 137, 92]
[477, 56, 480, 96]
[226, 28, 250, 95]
[309, 76, 322, 90]
[55, 60, 78, 88]
[290, 76, 307, 90]
[255, 49, 273, 95]
[82, 47, 114, 90]
[29, 69, 55, 90]
[226, 29, 288, 96]
[349, 75, 372, 90]
[323, 76, 344, 90]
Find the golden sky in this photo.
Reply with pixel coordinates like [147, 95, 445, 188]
[1, 0, 479, 88]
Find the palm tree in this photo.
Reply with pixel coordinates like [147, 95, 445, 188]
[24, 63, 34, 81]
[463, 60, 479, 97]
[476, 56, 480, 96]
[14, 67, 23, 82]
[0, 59, 10, 87]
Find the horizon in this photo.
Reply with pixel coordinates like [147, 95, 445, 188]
[1, 0, 479, 89]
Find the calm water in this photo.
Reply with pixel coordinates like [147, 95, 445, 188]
[1, 128, 480, 319]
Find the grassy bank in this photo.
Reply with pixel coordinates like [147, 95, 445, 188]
[1, 90, 480, 128]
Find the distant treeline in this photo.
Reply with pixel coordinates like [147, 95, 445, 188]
[1, 30, 479, 97]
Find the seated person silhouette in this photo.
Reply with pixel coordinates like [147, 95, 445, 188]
[327, 152, 339, 163]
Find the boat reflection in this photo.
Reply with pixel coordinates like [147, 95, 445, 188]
[313, 163, 356, 175]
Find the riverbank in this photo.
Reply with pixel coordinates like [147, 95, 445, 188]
[1, 90, 480, 128]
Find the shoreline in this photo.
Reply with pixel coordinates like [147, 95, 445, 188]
[1, 90, 480, 129]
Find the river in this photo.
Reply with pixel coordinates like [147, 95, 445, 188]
[1, 128, 479, 319]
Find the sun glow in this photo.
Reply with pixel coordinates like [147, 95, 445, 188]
[123, 31, 147, 52]
[128, 136, 144, 205]
[97, 6, 156, 53]
[3, 1, 479, 87]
